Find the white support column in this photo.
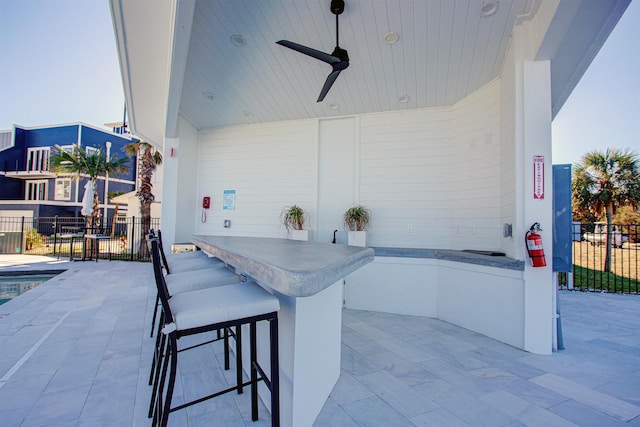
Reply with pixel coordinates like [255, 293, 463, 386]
[160, 116, 199, 246]
[246, 280, 344, 427]
[520, 59, 554, 355]
[512, 22, 555, 354]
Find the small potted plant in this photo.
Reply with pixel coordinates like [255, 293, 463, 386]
[343, 205, 371, 247]
[281, 205, 312, 241]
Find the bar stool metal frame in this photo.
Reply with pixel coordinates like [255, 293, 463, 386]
[147, 307, 239, 416]
[149, 231, 226, 338]
[158, 229, 198, 275]
[147, 237, 239, 414]
[145, 231, 238, 394]
[149, 239, 280, 427]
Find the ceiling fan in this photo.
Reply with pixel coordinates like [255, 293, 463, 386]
[276, 0, 349, 102]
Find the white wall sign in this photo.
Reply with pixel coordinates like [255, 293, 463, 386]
[533, 155, 544, 200]
[223, 189, 236, 210]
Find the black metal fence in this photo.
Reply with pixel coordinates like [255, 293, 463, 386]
[3, 216, 637, 292]
[559, 222, 639, 294]
[0, 216, 160, 262]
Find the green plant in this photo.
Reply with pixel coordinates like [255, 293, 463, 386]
[573, 265, 639, 293]
[25, 228, 44, 250]
[343, 205, 371, 231]
[572, 148, 640, 272]
[281, 205, 306, 231]
[50, 144, 130, 230]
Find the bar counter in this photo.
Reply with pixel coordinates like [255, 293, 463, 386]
[191, 235, 375, 426]
[192, 235, 374, 297]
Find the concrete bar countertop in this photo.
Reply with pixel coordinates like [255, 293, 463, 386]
[191, 235, 375, 297]
[372, 247, 525, 271]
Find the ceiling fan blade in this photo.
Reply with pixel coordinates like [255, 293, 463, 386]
[277, 0, 350, 103]
[276, 40, 340, 64]
[317, 69, 342, 102]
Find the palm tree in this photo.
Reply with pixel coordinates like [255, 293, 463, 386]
[124, 141, 163, 256]
[572, 148, 640, 272]
[50, 144, 129, 230]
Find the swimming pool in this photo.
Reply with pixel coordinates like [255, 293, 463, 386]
[0, 271, 63, 305]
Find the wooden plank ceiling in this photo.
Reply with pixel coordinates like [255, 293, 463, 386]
[179, 0, 536, 130]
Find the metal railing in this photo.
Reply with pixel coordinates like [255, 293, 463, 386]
[3, 216, 637, 292]
[0, 216, 160, 262]
[560, 223, 639, 294]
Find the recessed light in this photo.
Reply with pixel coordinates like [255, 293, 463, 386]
[398, 95, 410, 103]
[329, 103, 339, 110]
[230, 34, 246, 47]
[202, 92, 214, 101]
[384, 32, 399, 44]
[480, 1, 499, 17]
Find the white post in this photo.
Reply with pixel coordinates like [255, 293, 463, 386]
[520, 60, 554, 355]
[161, 116, 199, 245]
[511, 22, 555, 354]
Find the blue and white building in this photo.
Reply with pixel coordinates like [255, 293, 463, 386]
[0, 122, 138, 220]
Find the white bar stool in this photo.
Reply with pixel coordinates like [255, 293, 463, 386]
[147, 237, 244, 391]
[149, 239, 280, 427]
[156, 230, 223, 273]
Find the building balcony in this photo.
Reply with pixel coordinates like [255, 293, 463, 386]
[4, 170, 57, 179]
[4, 147, 56, 179]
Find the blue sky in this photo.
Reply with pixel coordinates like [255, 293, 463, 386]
[551, 0, 639, 165]
[0, 1, 124, 130]
[0, 0, 637, 167]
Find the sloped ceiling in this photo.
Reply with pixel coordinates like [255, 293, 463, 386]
[111, 0, 631, 138]
[179, 0, 536, 130]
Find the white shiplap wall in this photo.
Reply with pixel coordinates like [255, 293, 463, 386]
[196, 120, 317, 237]
[450, 80, 502, 250]
[195, 80, 505, 250]
[359, 108, 453, 248]
[360, 81, 503, 249]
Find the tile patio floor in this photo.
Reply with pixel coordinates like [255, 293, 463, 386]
[0, 256, 639, 426]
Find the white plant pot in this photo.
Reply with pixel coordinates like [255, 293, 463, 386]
[347, 231, 367, 247]
[289, 229, 312, 241]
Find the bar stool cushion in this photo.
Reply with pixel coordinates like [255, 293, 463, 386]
[166, 251, 208, 262]
[165, 267, 241, 294]
[169, 282, 280, 331]
[168, 257, 226, 273]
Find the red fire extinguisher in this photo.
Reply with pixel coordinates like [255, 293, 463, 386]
[525, 222, 546, 267]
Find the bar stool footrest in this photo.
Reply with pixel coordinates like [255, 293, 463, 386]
[170, 378, 263, 413]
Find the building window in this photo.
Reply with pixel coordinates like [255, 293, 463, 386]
[59, 144, 99, 156]
[55, 178, 71, 200]
[0, 131, 12, 151]
[26, 147, 50, 172]
[26, 181, 47, 201]
[59, 144, 75, 153]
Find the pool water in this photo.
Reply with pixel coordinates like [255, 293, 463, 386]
[0, 273, 61, 305]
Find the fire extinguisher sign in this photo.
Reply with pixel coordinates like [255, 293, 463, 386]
[533, 155, 544, 199]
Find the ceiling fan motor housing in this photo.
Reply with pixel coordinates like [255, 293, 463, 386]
[331, 47, 349, 65]
[331, 0, 345, 15]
